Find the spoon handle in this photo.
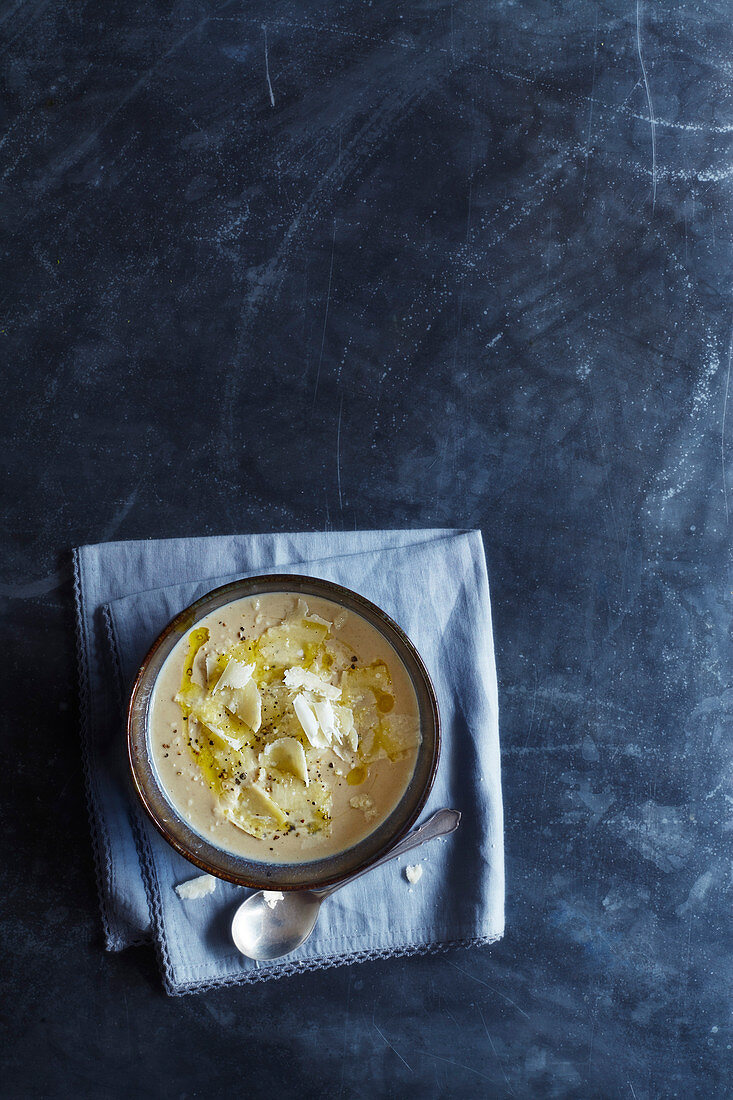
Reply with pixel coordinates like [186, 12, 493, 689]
[316, 808, 461, 899]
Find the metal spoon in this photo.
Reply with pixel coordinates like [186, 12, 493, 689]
[231, 808, 461, 961]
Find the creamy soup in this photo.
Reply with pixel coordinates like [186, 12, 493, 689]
[149, 592, 420, 864]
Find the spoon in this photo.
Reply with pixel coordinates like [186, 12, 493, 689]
[231, 807, 461, 961]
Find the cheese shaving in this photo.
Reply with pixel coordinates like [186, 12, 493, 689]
[283, 667, 341, 699]
[213, 658, 254, 693]
[175, 874, 218, 900]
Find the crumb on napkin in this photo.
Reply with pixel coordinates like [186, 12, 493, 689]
[405, 864, 423, 885]
[175, 874, 218, 900]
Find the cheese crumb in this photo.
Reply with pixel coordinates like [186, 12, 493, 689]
[175, 874, 218, 900]
[349, 794, 378, 821]
[405, 864, 423, 885]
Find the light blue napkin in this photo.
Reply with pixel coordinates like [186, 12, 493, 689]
[74, 529, 504, 994]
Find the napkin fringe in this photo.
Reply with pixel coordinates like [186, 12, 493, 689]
[73, 548, 124, 950]
[167, 934, 504, 996]
[103, 603, 125, 708]
[130, 797, 179, 984]
[103, 604, 151, 949]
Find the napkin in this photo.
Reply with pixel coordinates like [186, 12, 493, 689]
[74, 529, 504, 994]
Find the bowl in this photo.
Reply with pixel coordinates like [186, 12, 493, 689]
[127, 574, 440, 890]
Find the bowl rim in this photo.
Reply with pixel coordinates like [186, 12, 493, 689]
[127, 573, 441, 890]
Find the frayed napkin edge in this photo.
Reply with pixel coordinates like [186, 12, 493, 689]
[162, 931, 506, 997]
[74, 548, 144, 951]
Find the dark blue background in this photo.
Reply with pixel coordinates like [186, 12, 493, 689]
[2, 1, 731, 1096]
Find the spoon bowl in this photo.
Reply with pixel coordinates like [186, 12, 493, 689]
[231, 808, 461, 961]
[232, 891, 323, 960]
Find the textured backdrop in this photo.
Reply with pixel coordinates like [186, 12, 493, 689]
[2, 1, 731, 1096]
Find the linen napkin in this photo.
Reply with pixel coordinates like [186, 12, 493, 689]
[74, 529, 504, 994]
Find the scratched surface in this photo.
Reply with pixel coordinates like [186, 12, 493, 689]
[2, 1, 732, 1096]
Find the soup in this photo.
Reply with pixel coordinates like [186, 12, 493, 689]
[149, 592, 421, 864]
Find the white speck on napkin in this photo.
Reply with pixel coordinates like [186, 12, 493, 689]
[405, 864, 423, 885]
[175, 874, 217, 900]
[74, 529, 504, 994]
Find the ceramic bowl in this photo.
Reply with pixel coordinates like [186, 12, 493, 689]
[127, 574, 440, 890]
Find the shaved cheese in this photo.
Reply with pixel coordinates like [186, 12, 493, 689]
[218, 783, 288, 837]
[381, 714, 420, 754]
[225, 678, 261, 731]
[313, 697, 338, 742]
[206, 723, 245, 751]
[214, 658, 254, 693]
[293, 693, 329, 747]
[405, 864, 423, 885]
[322, 639, 353, 673]
[283, 667, 341, 699]
[240, 784, 287, 825]
[175, 874, 217, 900]
[330, 740, 348, 762]
[262, 737, 309, 786]
[333, 704, 357, 751]
[205, 654, 219, 685]
[295, 597, 332, 628]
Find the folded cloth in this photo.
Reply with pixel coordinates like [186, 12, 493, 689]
[73, 529, 504, 994]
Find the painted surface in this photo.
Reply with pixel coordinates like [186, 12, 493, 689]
[2, 0, 731, 1096]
